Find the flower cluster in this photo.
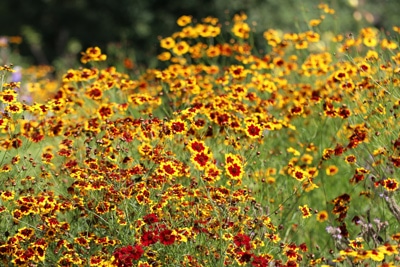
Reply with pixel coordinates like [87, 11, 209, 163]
[0, 3, 400, 266]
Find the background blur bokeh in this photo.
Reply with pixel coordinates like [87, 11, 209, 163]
[0, 0, 399, 69]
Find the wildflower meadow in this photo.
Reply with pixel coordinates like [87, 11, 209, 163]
[0, 3, 400, 266]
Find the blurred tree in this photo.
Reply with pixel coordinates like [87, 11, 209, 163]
[0, 0, 398, 68]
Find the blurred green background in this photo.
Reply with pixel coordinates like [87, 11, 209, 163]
[0, 0, 399, 69]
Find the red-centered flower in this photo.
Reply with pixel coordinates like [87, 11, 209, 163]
[245, 123, 262, 138]
[345, 155, 356, 164]
[226, 163, 243, 180]
[143, 213, 159, 225]
[160, 162, 177, 176]
[159, 229, 176, 245]
[170, 119, 186, 133]
[193, 118, 206, 128]
[113, 244, 144, 267]
[0, 89, 17, 103]
[251, 254, 272, 267]
[216, 113, 229, 125]
[233, 233, 251, 250]
[382, 178, 399, 191]
[140, 230, 159, 246]
[95, 201, 110, 214]
[97, 104, 114, 119]
[17, 227, 35, 240]
[286, 260, 299, 267]
[86, 86, 103, 100]
[90, 256, 103, 265]
[188, 140, 206, 153]
[74, 237, 89, 247]
[236, 251, 253, 264]
[299, 205, 312, 218]
[285, 249, 298, 260]
[390, 156, 400, 167]
[192, 152, 209, 170]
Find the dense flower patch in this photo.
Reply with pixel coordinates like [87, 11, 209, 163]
[0, 3, 399, 266]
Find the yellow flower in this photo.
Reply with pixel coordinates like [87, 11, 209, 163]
[326, 165, 339, 176]
[157, 51, 171, 61]
[309, 19, 322, 27]
[316, 210, 328, 222]
[381, 38, 398, 50]
[80, 46, 107, 64]
[299, 205, 312, 218]
[177, 15, 192, 27]
[363, 37, 378, 47]
[160, 37, 176, 50]
[232, 22, 250, 39]
[172, 41, 190, 56]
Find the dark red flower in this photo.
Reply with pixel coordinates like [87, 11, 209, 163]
[159, 229, 176, 245]
[233, 233, 251, 250]
[113, 244, 144, 267]
[143, 213, 159, 225]
[251, 254, 272, 267]
[236, 251, 253, 264]
[140, 230, 159, 246]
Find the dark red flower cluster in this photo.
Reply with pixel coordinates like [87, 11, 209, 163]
[113, 244, 144, 267]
